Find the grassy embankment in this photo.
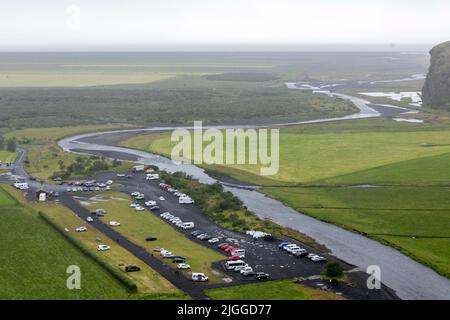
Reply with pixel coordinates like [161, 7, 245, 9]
[0, 150, 17, 164]
[205, 280, 345, 300]
[0, 186, 133, 299]
[2, 186, 187, 299]
[4, 125, 135, 181]
[78, 192, 227, 283]
[119, 117, 450, 278]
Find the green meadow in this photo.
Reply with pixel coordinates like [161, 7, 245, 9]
[0, 186, 134, 299]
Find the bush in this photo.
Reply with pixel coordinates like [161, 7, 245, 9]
[324, 262, 344, 278]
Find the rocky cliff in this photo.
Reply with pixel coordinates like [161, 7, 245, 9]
[422, 41, 450, 110]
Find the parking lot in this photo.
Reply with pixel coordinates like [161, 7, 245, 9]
[87, 171, 357, 282]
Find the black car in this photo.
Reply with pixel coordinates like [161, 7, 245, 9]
[191, 230, 202, 237]
[172, 257, 186, 263]
[294, 251, 308, 258]
[145, 236, 157, 241]
[255, 272, 269, 280]
[125, 265, 141, 272]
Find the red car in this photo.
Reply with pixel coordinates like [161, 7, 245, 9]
[227, 255, 241, 261]
[223, 246, 236, 252]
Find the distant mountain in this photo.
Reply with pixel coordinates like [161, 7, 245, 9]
[422, 41, 450, 110]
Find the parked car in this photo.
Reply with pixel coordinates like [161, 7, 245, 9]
[278, 242, 291, 249]
[145, 236, 157, 241]
[294, 251, 309, 258]
[131, 191, 140, 196]
[255, 272, 270, 280]
[177, 263, 191, 270]
[172, 257, 186, 263]
[86, 217, 94, 223]
[125, 265, 141, 272]
[233, 264, 249, 273]
[75, 226, 87, 232]
[145, 200, 157, 207]
[227, 255, 241, 261]
[97, 245, 110, 251]
[218, 243, 229, 249]
[191, 230, 203, 237]
[311, 256, 327, 263]
[117, 174, 126, 177]
[240, 266, 254, 275]
[191, 273, 209, 282]
[135, 206, 145, 211]
[159, 196, 165, 201]
[130, 203, 139, 208]
[109, 221, 121, 227]
[150, 205, 160, 211]
[135, 195, 145, 200]
[208, 238, 220, 244]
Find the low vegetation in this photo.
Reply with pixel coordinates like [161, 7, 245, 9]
[204, 280, 344, 300]
[4, 125, 133, 181]
[5, 186, 185, 298]
[0, 186, 133, 299]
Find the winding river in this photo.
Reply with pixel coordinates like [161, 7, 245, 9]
[58, 85, 450, 300]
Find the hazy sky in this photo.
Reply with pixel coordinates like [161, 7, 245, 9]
[1, 0, 449, 51]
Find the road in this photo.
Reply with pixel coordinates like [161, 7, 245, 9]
[1, 148, 396, 300]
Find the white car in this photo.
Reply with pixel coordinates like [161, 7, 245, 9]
[161, 251, 173, 258]
[145, 200, 157, 207]
[117, 174, 126, 177]
[97, 245, 110, 251]
[86, 217, 94, 223]
[240, 266, 253, 274]
[177, 263, 191, 270]
[106, 180, 113, 185]
[208, 238, 220, 244]
[135, 195, 145, 200]
[75, 226, 87, 232]
[131, 191, 140, 197]
[135, 206, 145, 211]
[159, 196, 165, 201]
[130, 203, 139, 208]
[191, 273, 209, 282]
[109, 221, 121, 227]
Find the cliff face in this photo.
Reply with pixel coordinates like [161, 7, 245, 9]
[422, 41, 450, 110]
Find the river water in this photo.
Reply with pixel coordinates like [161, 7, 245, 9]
[58, 84, 450, 300]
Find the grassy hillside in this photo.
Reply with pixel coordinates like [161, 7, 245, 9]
[0, 186, 133, 299]
[0, 150, 17, 163]
[5, 125, 134, 181]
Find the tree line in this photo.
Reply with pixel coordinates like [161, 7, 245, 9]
[0, 135, 17, 152]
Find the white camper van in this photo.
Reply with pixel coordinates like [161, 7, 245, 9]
[179, 196, 194, 204]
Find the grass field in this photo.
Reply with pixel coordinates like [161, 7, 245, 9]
[5, 125, 134, 181]
[118, 117, 450, 278]
[0, 150, 17, 163]
[204, 280, 344, 300]
[119, 120, 450, 185]
[263, 186, 450, 277]
[80, 192, 226, 283]
[0, 186, 134, 299]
